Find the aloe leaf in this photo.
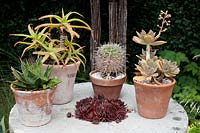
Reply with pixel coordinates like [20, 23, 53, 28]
[12, 81, 29, 89]
[41, 54, 50, 63]
[71, 25, 92, 31]
[49, 52, 60, 65]
[20, 43, 38, 57]
[67, 18, 91, 30]
[28, 24, 35, 36]
[44, 66, 53, 78]
[10, 33, 31, 38]
[61, 8, 65, 19]
[11, 67, 25, 82]
[65, 11, 84, 21]
[35, 23, 62, 30]
[43, 78, 60, 89]
[13, 41, 34, 47]
[38, 15, 62, 22]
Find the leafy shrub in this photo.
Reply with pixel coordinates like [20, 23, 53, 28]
[159, 50, 200, 124]
[188, 120, 200, 133]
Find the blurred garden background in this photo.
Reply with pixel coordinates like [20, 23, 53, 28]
[0, 0, 199, 132]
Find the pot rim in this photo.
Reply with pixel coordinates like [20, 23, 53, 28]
[42, 61, 80, 68]
[89, 70, 126, 81]
[10, 84, 56, 94]
[133, 77, 176, 88]
[89, 70, 126, 86]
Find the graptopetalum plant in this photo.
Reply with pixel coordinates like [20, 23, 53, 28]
[132, 10, 180, 84]
[95, 43, 126, 79]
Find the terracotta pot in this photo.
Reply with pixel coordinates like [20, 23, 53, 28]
[89, 70, 126, 99]
[10, 84, 56, 127]
[133, 78, 176, 119]
[43, 61, 80, 104]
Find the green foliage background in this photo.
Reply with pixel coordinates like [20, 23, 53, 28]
[0, 0, 199, 132]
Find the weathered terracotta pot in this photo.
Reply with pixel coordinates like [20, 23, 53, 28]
[89, 71, 126, 99]
[43, 61, 80, 104]
[133, 78, 176, 119]
[10, 84, 56, 127]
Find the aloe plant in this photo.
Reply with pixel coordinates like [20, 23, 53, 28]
[95, 43, 126, 79]
[35, 8, 91, 48]
[10, 9, 91, 68]
[11, 59, 60, 91]
[132, 10, 180, 84]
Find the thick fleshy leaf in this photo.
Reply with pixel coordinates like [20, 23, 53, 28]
[141, 30, 146, 36]
[10, 33, 31, 38]
[38, 15, 62, 22]
[147, 30, 156, 37]
[67, 18, 91, 30]
[35, 23, 62, 30]
[132, 36, 146, 45]
[12, 81, 28, 89]
[44, 66, 53, 78]
[41, 54, 50, 63]
[150, 41, 167, 46]
[62, 8, 65, 18]
[136, 31, 142, 38]
[64, 23, 80, 41]
[11, 67, 24, 82]
[28, 24, 35, 36]
[65, 11, 84, 21]
[13, 41, 33, 47]
[71, 25, 92, 31]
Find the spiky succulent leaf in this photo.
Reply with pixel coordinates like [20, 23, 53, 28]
[11, 59, 60, 91]
[43, 78, 60, 89]
[44, 66, 53, 78]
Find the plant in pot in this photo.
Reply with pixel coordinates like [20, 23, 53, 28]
[89, 42, 126, 99]
[10, 9, 91, 104]
[132, 10, 180, 119]
[10, 58, 60, 126]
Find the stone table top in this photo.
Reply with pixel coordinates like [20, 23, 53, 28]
[9, 82, 188, 133]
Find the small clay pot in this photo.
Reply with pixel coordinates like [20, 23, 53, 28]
[89, 71, 126, 100]
[133, 78, 176, 119]
[11, 84, 56, 127]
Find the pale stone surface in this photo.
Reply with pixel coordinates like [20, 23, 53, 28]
[9, 82, 188, 133]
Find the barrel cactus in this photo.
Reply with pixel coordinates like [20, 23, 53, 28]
[95, 43, 126, 79]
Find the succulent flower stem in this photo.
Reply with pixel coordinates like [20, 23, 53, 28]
[146, 44, 151, 60]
